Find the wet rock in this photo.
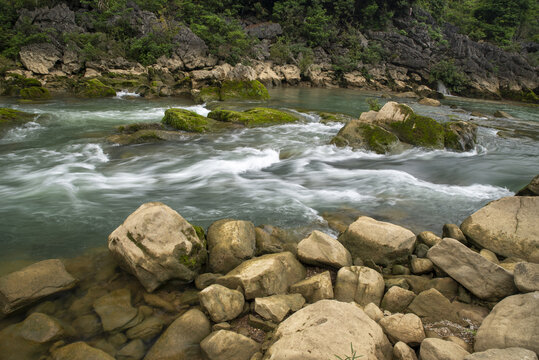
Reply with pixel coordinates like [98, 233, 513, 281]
[93, 289, 139, 332]
[493, 110, 512, 118]
[207, 219, 256, 274]
[77, 79, 116, 98]
[0, 108, 36, 135]
[199, 284, 245, 323]
[254, 294, 305, 322]
[419, 338, 470, 360]
[410, 257, 433, 274]
[428, 238, 517, 301]
[144, 309, 211, 360]
[516, 175, 539, 196]
[201, 330, 260, 360]
[125, 317, 164, 341]
[442, 224, 467, 244]
[460, 196, 539, 262]
[72, 314, 102, 339]
[474, 291, 539, 354]
[289, 271, 333, 303]
[19, 43, 60, 75]
[107, 129, 193, 145]
[208, 107, 297, 128]
[52, 342, 115, 360]
[338, 216, 416, 266]
[375, 102, 412, 125]
[379, 313, 426, 346]
[216, 252, 306, 300]
[330, 120, 400, 154]
[334, 266, 385, 306]
[117, 339, 146, 360]
[418, 98, 441, 106]
[415, 243, 430, 258]
[0, 259, 77, 315]
[254, 227, 284, 255]
[407, 288, 463, 325]
[142, 293, 175, 312]
[108, 202, 207, 292]
[297, 230, 352, 268]
[195, 273, 222, 290]
[264, 300, 392, 360]
[443, 121, 478, 152]
[464, 347, 538, 360]
[417, 231, 441, 247]
[393, 341, 418, 360]
[162, 108, 212, 133]
[381, 286, 416, 313]
[514, 262, 539, 292]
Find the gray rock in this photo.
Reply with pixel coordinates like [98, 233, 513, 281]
[195, 273, 222, 290]
[379, 313, 425, 346]
[93, 289, 139, 332]
[417, 231, 442, 247]
[108, 202, 207, 292]
[407, 288, 463, 325]
[173, 26, 214, 70]
[19, 43, 60, 74]
[513, 262, 539, 292]
[198, 284, 245, 323]
[289, 271, 333, 303]
[297, 230, 352, 268]
[381, 286, 416, 313]
[254, 227, 284, 255]
[201, 330, 260, 360]
[516, 175, 539, 196]
[419, 338, 470, 360]
[254, 294, 305, 322]
[216, 252, 305, 300]
[427, 238, 517, 301]
[72, 314, 102, 339]
[335, 266, 385, 306]
[410, 257, 433, 274]
[125, 317, 164, 341]
[207, 219, 256, 274]
[263, 300, 392, 360]
[0, 259, 77, 315]
[144, 309, 211, 360]
[52, 342, 115, 360]
[442, 224, 467, 244]
[393, 341, 418, 360]
[474, 292, 539, 354]
[460, 196, 539, 262]
[464, 347, 538, 360]
[338, 216, 416, 266]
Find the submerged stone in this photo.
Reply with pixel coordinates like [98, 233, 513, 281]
[0, 108, 36, 134]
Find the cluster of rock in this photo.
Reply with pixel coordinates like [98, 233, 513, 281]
[331, 101, 477, 153]
[0, 176, 537, 360]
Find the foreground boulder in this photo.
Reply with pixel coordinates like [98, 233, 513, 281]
[144, 309, 211, 360]
[297, 230, 352, 268]
[207, 219, 256, 274]
[443, 121, 477, 151]
[330, 120, 400, 154]
[427, 238, 517, 301]
[0, 108, 36, 135]
[516, 175, 539, 196]
[108, 202, 207, 292]
[198, 284, 244, 323]
[254, 293, 305, 322]
[263, 300, 393, 360]
[464, 347, 538, 360]
[200, 330, 260, 360]
[460, 196, 539, 262]
[334, 266, 385, 306]
[0, 259, 77, 315]
[379, 313, 425, 346]
[93, 289, 139, 332]
[513, 262, 539, 292]
[216, 252, 306, 299]
[208, 108, 298, 127]
[52, 342, 114, 360]
[338, 216, 416, 266]
[162, 108, 211, 133]
[419, 338, 470, 360]
[289, 271, 334, 303]
[474, 291, 539, 354]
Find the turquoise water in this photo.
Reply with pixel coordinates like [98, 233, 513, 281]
[0, 88, 537, 262]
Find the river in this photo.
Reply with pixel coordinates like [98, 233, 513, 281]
[0, 88, 537, 265]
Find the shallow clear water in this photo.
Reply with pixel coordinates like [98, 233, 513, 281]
[0, 88, 537, 263]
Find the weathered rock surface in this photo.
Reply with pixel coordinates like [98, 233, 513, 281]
[263, 300, 393, 360]
[297, 230, 352, 268]
[393, 341, 418, 360]
[117, 339, 146, 360]
[464, 347, 538, 360]
[216, 252, 305, 299]
[410, 257, 433, 274]
[417, 231, 441, 247]
[52, 342, 115, 360]
[254, 293, 305, 322]
[93, 289, 139, 332]
[0, 259, 77, 315]
[126, 316, 164, 341]
[198, 284, 244, 323]
[364, 302, 384, 322]
[289, 271, 333, 303]
[144, 309, 211, 360]
[427, 238, 517, 300]
[460, 196, 539, 262]
[207, 219, 256, 274]
[334, 266, 385, 306]
[108, 202, 207, 292]
[339, 216, 415, 265]
[474, 291, 539, 354]
[381, 286, 416, 313]
[407, 288, 463, 325]
[379, 313, 425, 346]
[419, 338, 470, 360]
[201, 330, 260, 360]
[418, 98, 441, 106]
[513, 262, 539, 292]
[442, 223, 467, 244]
[19, 43, 60, 74]
[516, 175, 539, 196]
[331, 120, 400, 154]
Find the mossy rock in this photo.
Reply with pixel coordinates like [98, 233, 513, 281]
[317, 111, 354, 124]
[162, 108, 210, 133]
[116, 122, 163, 134]
[208, 107, 298, 127]
[443, 121, 477, 151]
[22, 78, 42, 87]
[79, 79, 116, 98]
[0, 108, 35, 134]
[331, 120, 399, 154]
[220, 80, 269, 101]
[20, 86, 51, 100]
[389, 105, 445, 149]
[107, 129, 195, 145]
[195, 86, 220, 103]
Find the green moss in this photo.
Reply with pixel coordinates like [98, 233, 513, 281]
[219, 80, 270, 101]
[162, 108, 209, 133]
[317, 111, 354, 124]
[117, 122, 163, 134]
[179, 254, 198, 270]
[196, 86, 220, 103]
[208, 107, 298, 127]
[0, 108, 35, 133]
[191, 225, 206, 242]
[389, 105, 445, 149]
[79, 79, 116, 98]
[20, 86, 51, 99]
[22, 78, 42, 87]
[359, 123, 399, 154]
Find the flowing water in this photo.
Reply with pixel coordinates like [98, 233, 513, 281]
[1, 87, 538, 264]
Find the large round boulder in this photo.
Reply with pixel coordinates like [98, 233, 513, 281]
[108, 202, 207, 292]
[334, 266, 385, 307]
[297, 230, 352, 268]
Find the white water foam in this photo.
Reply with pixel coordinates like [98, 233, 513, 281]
[1, 121, 43, 142]
[114, 90, 141, 99]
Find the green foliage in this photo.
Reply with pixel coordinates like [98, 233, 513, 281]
[127, 32, 174, 66]
[429, 60, 469, 93]
[20, 86, 51, 99]
[335, 343, 363, 360]
[367, 98, 381, 111]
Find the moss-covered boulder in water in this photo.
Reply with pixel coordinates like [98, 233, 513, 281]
[0, 108, 35, 134]
[208, 107, 298, 127]
[20, 86, 51, 99]
[388, 105, 445, 149]
[195, 86, 221, 103]
[79, 79, 116, 98]
[162, 108, 210, 133]
[331, 120, 399, 154]
[443, 121, 477, 151]
[220, 80, 269, 101]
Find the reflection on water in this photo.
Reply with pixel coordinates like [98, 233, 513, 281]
[0, 89, 537, 262]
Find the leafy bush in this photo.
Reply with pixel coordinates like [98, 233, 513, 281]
[127, 32, 174, 66]
[367, 98, 381, 111]
[429, 59, 469, 93]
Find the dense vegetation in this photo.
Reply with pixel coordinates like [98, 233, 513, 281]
[0, 0, 537, 72]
